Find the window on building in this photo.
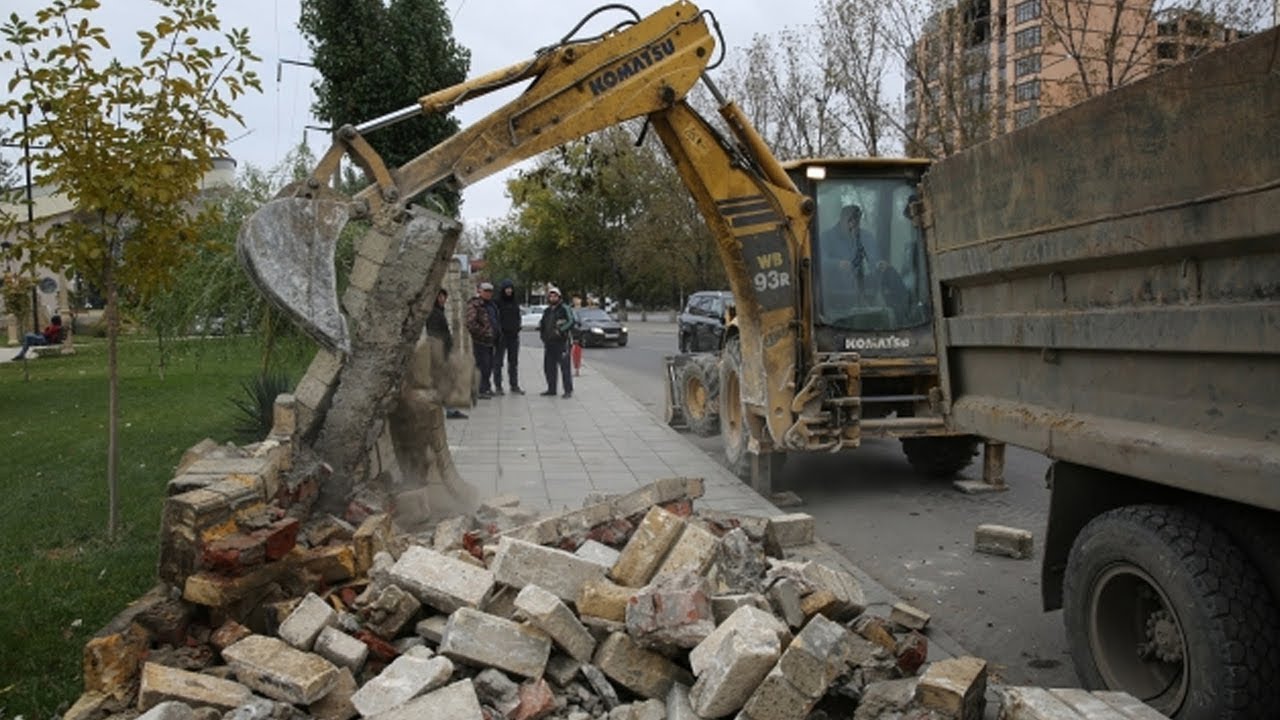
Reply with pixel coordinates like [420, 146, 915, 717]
[1014, 0, 1040, 24]
[1014, 106, 1039, 128]
[1156, 42, 1179, 60]
[1014, 26, 1041, 50]
[1014, 79, 1040, 102]
[1157, 21, 1178, 36]
[1014, 54, 1041, 77]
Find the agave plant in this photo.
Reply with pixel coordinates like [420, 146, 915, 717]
[230, 370, 294, 440]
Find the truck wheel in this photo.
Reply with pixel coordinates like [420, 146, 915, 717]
[900, 436, 978, 477]
[679, 355, 719, 437]
[1063, 505, 1280, 718]
[719, 335, 751, 478]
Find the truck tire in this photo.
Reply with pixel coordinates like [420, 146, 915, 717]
[1063, 505, 1280, 719]
[899, 436, 978, 477]
[679, 355, 719, 437]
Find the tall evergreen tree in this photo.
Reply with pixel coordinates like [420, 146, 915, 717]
[299, 0, 470, 201]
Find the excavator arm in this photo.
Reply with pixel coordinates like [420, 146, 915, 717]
[239, 0, 820, 459]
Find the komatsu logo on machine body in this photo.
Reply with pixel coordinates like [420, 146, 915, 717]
[588, 38, 677, 96]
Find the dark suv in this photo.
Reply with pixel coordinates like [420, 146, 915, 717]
[677, 291, 733, 353]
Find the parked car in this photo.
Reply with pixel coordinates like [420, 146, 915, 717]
[522, 305, 548, 331]
[571, 307, 628, 347]
[677, 290, 733, 352]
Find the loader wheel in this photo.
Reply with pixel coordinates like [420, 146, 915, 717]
[900, 436, 978, 477]
[679, 355, 719, 437]
[719, 335, 751, 478]
[1063, 505, 1280, 718]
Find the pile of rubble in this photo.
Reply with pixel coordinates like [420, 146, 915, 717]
[66, 471, 1165, 720]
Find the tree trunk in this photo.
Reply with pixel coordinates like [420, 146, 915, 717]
[105, 262, 120, 542]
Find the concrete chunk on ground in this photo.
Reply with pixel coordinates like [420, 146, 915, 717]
[492, 536, 608, 603]
[511, 678, 557, 720]
[349, 646, 454, 717]
[767, 579, 805, 629]
[545, 653, 582, 687]
[711, 528, 767, 593]
[689, 604, 791, 676]
[581, 663, 622, 710]
[574, 539, 621, 569]
[593, 632, 694, 700]
[998, 686, 1090, 720]
[737, 615, 854, 720]
[473, 668, 521, 715]
[515, 584, 597, 663]
[765, 513, 815, 550]
[137, 662, 253, 712]
[414, 615, 449, 644]
[610, 506, 686, 587]
[308, 668, 358, 720]
[889, 601, 931, 631]
[710, 593, 770, 623]
[852, 678, 919, 720]
[440, 607, 552, 679]
[1050, 688, 1140, 719]
[798, 560, 866, 620]
[666, 684, 698, 720]
[975, 524, 1034, 560]
[221, 634, 338, 705]
[366, 679, 484, 720]
[625, 570, 715, 649]
[915, 656, 988, 720]
[388, 545, 494, 613]
[688, 622, 781, 718]
[1093, 691, 1171, 720]
[653, 521, 719, 580]
[279, 591, 337, 648]
[356, 583, 422, 639]
[136, 701, 194, 720]
[577, 577, 634, 622]
[774, 615, 856, 700]
[313, 626, 369, 672]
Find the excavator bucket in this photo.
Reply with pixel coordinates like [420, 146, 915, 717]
[237, 192, 352, 354]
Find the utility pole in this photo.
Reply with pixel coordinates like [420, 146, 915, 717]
[22, 105, 38, 334]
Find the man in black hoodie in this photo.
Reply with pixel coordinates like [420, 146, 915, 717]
[494, 279, 526, 395]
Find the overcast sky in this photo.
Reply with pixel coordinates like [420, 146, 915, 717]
[4, 0, 818, 229]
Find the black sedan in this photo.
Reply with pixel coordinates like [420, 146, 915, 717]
[572, 307, 628, 347]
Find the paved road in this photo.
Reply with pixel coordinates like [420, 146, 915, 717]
[571, 318, 1079, 688]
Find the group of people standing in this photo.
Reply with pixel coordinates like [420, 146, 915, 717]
[424, 279, 577, 416]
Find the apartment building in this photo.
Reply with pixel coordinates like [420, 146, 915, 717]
[904, 0, 1248, 157]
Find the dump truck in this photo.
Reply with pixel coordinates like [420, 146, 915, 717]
[921, 26, 1280, 719]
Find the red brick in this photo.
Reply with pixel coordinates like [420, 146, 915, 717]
[586, 518, 634, 547]
[257, 517, 300, 560]
[896, 631, 928, 675]
[511, 678, 556, 720]
[210, 620, 252, 651]
[354, 630, 399, 662]
[201, 533, 267, 574]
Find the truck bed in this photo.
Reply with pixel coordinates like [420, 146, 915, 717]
[923, 28, 1280, 510]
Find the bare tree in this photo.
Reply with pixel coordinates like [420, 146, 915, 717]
[819, 0, 894, 156]
[1041, 0, 1270, 105]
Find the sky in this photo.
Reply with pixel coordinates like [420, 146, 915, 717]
[3, 0, 820, 230]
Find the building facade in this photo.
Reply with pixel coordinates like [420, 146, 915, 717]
[904, 0, 1248, 157]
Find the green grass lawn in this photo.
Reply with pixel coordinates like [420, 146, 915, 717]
[0, 334, 313, 719]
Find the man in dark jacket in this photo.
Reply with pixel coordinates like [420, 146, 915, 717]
[493, 279, 525, 394]
[538, 286, 575, 398]
[425, 288, 467, 418]
[465, 281, 500, 398]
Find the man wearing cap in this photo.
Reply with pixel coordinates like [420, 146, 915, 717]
[465, 281, 501, 398]
[538, 286, 575, 398]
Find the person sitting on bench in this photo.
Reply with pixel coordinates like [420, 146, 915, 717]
[14, 314, 64, 360]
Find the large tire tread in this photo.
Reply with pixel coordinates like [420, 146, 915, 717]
[679, 355, 720, 437]
[1064, 504, 1280, 718]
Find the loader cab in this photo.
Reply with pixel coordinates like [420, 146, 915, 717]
[786, 158, 935, 358]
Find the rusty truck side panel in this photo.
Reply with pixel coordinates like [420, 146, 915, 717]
[923, 29, 1280, 511]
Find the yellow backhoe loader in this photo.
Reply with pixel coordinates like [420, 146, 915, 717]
[239, 0, 998, 497]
